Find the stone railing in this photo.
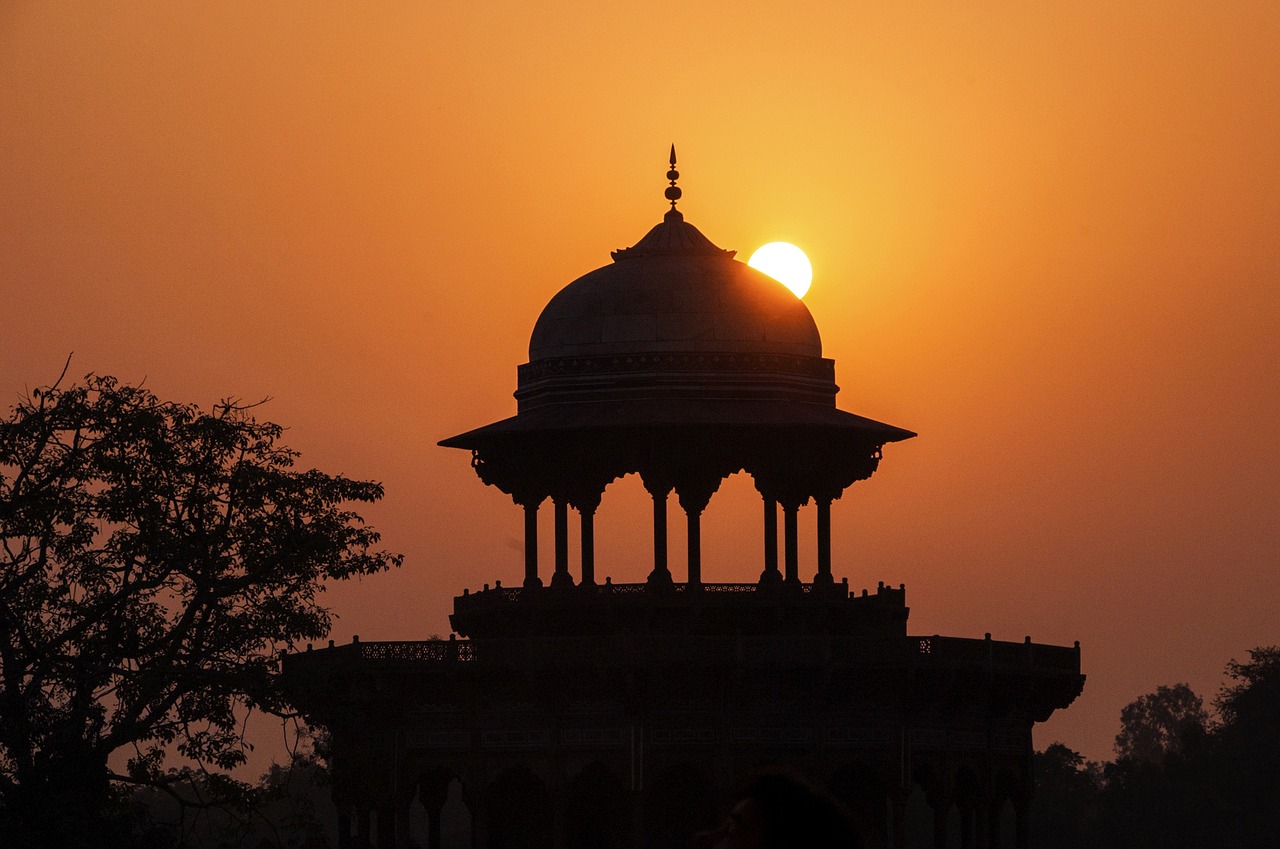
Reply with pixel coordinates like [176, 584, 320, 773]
[518, 352, 836, 383]
[913, 634, 1080, 674]
[285, 638, 474, 668]
[454, 579, 892, 605]
[356, 639, 475, 662]
[287, 633, 1078, 678]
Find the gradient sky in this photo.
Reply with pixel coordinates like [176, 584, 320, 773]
[3, 1, 1278, 765]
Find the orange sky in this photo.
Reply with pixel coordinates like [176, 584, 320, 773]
[3, 1, 1278, 765]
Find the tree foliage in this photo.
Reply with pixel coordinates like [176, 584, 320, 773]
[1113, 682, 1208, 764]
[132, 732, 335, 849]
[1216, 646, 1280, 735]
[1033, 648, 1280, 849]
[0, 373, 400, 847]
[1213, 646, 1280, 847]
[1030, 743, 1101, 849]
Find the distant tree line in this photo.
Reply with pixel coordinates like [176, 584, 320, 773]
[129, 737, 335, 849]
[1032, 646, 1280, 849]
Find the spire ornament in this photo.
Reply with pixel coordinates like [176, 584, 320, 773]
[611, 145, 733, 259]
[664, 144, 682, 211]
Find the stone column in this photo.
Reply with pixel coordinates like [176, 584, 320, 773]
[357, 808, 372, 849]
[760, 498, 782, 586]
[376, 805, 396, 849]
[986, 800, 1003, 849]
[644, 480, 673, 587]
[552, 776, 566, 849]
[570, 490, 603, 587]
[580, 506, 596, 585]
[686, 506, 702, 587]
[960, 805, 975, 849]
[427, 807, 442, 849]
[889, 791, 908, 849]
[653, 489, 668, 577]
[783, 503, 800, 586]
[337, 809, 353, 849]
[974, 785, 991, 849]
[931, 799, 949, 849]
[467, 787, 486, 849]
[551, 500, 574, 588]
[677, 481, 717, 588]
[630, 787, 646, 849]
[419, 776, 449, 849]
[522, 501, 543, 589]
[396, 800, 413, 849]
[1015, 734, 1032, 849]
[814, 497, 834, 585]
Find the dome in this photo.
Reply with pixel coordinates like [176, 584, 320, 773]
[513, 209, 839, 413]
[528, 210, 822, 361]
[441, 190, 914, 453]
[440, 151, 914, 517]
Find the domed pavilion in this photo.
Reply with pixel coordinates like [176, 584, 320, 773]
[283, 150, 1084, 849]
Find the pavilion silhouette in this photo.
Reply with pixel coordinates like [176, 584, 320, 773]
[283, 149, 1084, 849]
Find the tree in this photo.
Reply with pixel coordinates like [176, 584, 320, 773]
[1113, 682, 1208, 765]
[131, 733, 335, 849]
[1212, 647, 1280, 847]
[1081, 653, 1280, 849]
[1216, 646, 1280, 738]
[0, 372, 400, 847]
[1031, 743, 1101, 849]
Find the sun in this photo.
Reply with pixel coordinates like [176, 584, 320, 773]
[747, 242, 812, 299]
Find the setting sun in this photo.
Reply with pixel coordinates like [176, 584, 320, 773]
[748, 242, 812, 299]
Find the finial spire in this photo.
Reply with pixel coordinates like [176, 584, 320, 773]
[664, 144, 682, 211]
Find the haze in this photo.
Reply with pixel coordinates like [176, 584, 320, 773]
[2, 1, 1277, 763]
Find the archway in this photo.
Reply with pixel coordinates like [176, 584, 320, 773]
[484, 766, 551, 849]
[644, 763, 718, 849]
[565, 761, 629, 849]
[830, 761, 890, 849]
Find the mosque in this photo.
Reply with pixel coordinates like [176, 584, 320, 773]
[282, 151, 1084, 849]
